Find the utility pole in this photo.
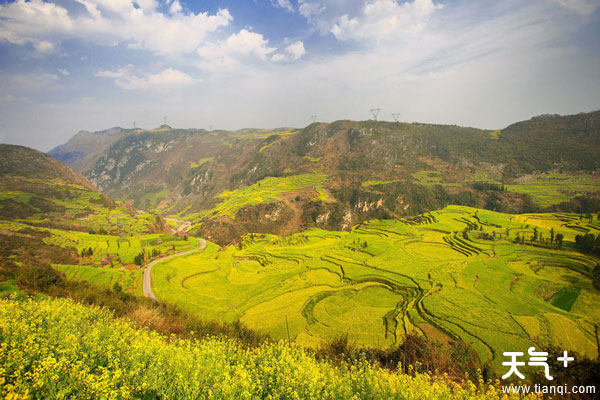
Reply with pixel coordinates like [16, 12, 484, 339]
[133, 121, 136, 129]
[392, 113, 401, 122]
[310, 114, 317, 124]
[370, 108, 381, 121]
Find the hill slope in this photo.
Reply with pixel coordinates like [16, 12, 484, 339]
[51, 111, 600, 244]
[0, 144, 163, 234]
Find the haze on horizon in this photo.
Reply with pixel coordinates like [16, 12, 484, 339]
[0, 0, 599, 152]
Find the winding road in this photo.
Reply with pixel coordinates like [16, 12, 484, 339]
[143, 238, 207, 300]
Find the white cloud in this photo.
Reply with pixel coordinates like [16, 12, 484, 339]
[197, 29, 276, 68]
[272, 41, 306, 62]
[0, 0, 232, 57]
[169, 0, 183, 15]
[298, 1, 324, 21]
[96, 66, 198, 90]
[330, 0, 442, 42]
[551, 0, 599, 15]
[57, 68, 70, 76]
[272, 0, 294, 12]
[33, 40, 56, 54]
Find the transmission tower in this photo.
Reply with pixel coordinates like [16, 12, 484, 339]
[310, 114, 317, 123]
[370, 108, 381, 121]
[392, 113, 401, 122]
[133, 121, 136, 129]
[162, 116, 167, 126]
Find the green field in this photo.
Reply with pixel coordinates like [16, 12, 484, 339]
[506, 173, 599, 206]
[152, 206, 600, 366]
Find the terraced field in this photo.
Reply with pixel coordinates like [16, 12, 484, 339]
[152, 206, 600, 367]
[0, 218, 197, 294]
[0, 177, 159, 234]
[505, 173, 599, 206]
[181, 173, 328, 228]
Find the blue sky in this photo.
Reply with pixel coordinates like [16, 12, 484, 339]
[0, 0, 599, 151]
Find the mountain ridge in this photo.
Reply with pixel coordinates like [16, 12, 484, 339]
[45, 110, 600, 244]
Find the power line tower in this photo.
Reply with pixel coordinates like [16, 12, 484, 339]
[392, 113, 401, 122]
[310, 114, 317, 124]
[370, 108, 381, 121]
[133, 121, 136, 129]
[162, 116, 167, 126]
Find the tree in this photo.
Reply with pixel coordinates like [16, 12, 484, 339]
[514, 234, 521, 244]
[593, 265, 600, 291]
[556, 233, 564, 248]
[134, 252, 145, 266]
[550, 228, 555, 243]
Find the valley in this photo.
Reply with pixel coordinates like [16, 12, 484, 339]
[1, 112, 600, 398]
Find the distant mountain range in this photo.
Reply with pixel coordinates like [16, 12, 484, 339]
[47, 111, 600, 244]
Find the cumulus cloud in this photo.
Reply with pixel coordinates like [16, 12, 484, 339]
[0, 0, 232, 56]
[96, 66, 198, 90]
[272, 41, 306, 62]
[196, 29, 276, 68]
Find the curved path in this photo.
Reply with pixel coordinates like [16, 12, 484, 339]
[143, 238, 207, 300]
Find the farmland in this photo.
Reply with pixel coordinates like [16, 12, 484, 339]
[183, 173, 328, 225]
[0, 296, 537, 399]
[0, 217, 196, 294]
[152, 206, 600, 367]
[505, 173, 599, 207]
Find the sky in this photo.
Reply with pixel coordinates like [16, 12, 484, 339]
[0, 0, 599, 151]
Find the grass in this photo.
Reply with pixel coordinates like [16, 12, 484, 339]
[506, 173, 599, 206]
[361, 180, 399, 187]
[190, 157, 214, 168]
[303, 156, 322, 162]
[412, 170, 443, 185]
[153, 206, 600, 367]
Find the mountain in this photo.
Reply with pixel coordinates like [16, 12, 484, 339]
[49, 111, 600, 244]
[48, 127, 131, 169]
